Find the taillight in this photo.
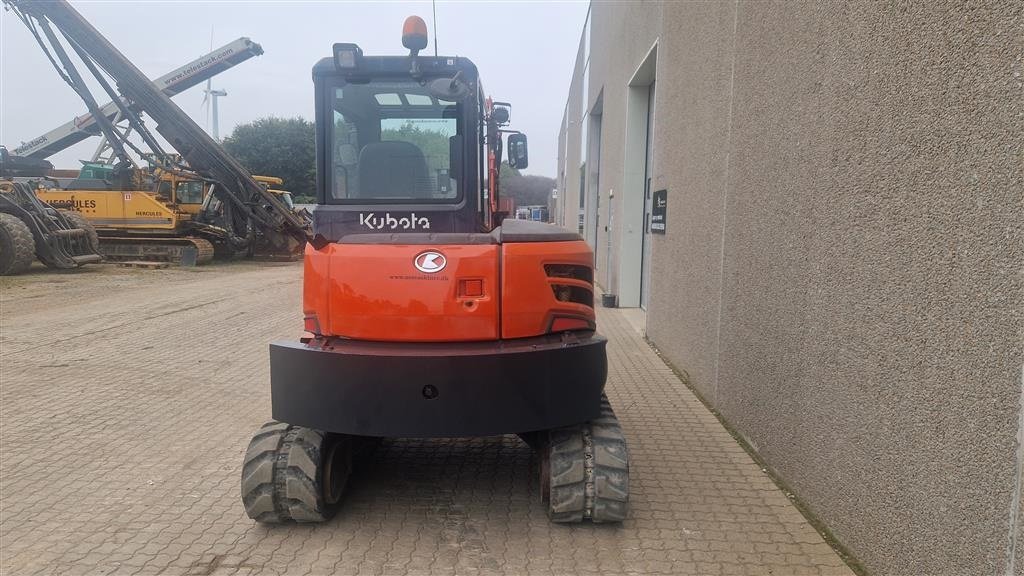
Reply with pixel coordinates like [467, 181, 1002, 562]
[549, 315, 595, 332]
[303, 314, 321, 334]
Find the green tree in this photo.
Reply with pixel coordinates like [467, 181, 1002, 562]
[499, 162, 555, 208]
[381, 121, 451, 174]
[222, 117, 316, 201]
[499, 162, 520, 182]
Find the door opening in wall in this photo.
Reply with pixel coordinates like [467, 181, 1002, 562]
[640, 81, 656, 310]
[617, 41, 657, 311]
[587, 100, 603, 284]
[577, 163, 585, 235]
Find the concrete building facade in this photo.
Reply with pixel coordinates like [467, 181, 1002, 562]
[555, 2, 1023, 574]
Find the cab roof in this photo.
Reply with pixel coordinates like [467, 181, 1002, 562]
[312, 55, 478, 80]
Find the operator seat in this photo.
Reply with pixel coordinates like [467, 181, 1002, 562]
[357, 141, 431, 199]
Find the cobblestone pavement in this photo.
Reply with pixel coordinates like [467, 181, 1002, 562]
[0, 262, 853, 575]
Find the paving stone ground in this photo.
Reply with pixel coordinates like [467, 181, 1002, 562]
[0, 261, 853, 576]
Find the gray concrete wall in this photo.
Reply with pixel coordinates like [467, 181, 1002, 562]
[561, 1, 1024, 574]
[560, 18, 587, 238]
[646, 1, 738, 401]
[586, 2, 662, 295]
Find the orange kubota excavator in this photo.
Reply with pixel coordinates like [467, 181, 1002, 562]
[241, 17, 630, 524]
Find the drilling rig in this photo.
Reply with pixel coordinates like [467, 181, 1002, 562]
[4, 1, 309, 261]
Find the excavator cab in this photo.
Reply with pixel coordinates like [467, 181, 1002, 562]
[242, 17, 629, 525]
[252, 175, 298, 211]
[310, 45, 483, 235]
[153, 169, 207, 215]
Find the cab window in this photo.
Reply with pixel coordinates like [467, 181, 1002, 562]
[330, 80, 461, 203]
[175, 181, 204, 204]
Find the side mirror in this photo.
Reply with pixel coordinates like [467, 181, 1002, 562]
[507, 133, 529, 170]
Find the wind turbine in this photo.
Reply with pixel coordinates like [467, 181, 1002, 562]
[202, 78, 227, 140]
[201, 29, 227, 141]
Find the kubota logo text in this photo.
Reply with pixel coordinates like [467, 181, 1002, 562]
[414, 251, 446, 274]
[359, 212, 431, 230]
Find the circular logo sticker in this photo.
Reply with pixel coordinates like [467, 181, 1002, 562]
[414, 251, 447, 274]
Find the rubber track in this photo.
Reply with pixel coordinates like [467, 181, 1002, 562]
[240, 421, 334, 523]
[548, 394, 629, 523]
[0, 213, 36, 275]
[99, 236, 214, 265]
[189, 238, 215, 264]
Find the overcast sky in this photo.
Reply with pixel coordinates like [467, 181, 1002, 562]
[0, 1, 588, 177]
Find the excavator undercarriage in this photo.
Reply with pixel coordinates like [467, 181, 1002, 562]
[99, 236, 215, 264]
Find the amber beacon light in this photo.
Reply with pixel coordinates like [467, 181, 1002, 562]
[402, 16, 429, 54]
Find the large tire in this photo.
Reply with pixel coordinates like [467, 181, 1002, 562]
[543, 394, 629, 523]
[0, 213, 36, 276]
[241, 421, 351, 523]
[59, 210, 100, 253]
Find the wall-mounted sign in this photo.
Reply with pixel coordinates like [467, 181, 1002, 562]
[651, 189, 667, 234]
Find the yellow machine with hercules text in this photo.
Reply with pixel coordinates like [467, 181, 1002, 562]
[34, 166, 309, 263]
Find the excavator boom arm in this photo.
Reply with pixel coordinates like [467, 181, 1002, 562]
[14, 37, 263, 159]
[6, 0, 310, 244]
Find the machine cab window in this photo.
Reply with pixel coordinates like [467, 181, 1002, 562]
[157, 180, 172, 199]
[330, 81, 462, 203]
[175, 180, 204, 204]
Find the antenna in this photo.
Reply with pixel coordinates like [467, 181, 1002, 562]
[432, 0, 438, 57]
